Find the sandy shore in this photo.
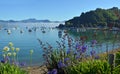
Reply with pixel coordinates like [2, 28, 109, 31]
[23, 65, 47, 74]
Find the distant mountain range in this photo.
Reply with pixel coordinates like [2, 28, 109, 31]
[0, 18, 63, 23]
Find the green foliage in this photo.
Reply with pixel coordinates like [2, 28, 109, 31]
[67, 60, 111, 74]
[113, 65, 120, 74]
[0, 63, 28, 74]
[115, 52, 120, 66]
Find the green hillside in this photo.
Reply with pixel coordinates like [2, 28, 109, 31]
[61, 7, 120, 28]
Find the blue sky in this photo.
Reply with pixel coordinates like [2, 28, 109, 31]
[0, 0, 120, 21]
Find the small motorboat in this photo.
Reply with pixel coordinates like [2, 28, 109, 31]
[28, 29, 32, 32]
[20, 30, 24, 33]
[7, 30, 11, 35]
[42, 30, 46, 33]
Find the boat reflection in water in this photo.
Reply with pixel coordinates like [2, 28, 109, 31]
[58, 31, 62, 38]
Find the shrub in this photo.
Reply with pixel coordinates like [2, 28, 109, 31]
[67, 60, 111, 74]
[113, 65, 120, 74]
[115, 51, 120, 66]
[0, 62, 28, 74]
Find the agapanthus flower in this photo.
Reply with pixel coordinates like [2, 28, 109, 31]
[90, 50, 96, 56]
[76, 43, 81, 49]
[76, 55, 80, 59]
[20, 62, 26, 67]
[3, 46, 10, 52]
[64, 58, 70, 63]
[51, 69, 57, 74]
[67, 49, 71, 54]
[81, 45, 87, 53]
[48, 71, 51, 74]
[7, 52, 12, 56]
[9, 42, 13, 47]
[1, 56, 10, 63]
[16, 48, 20, 52]
[48, 69, 57, 74]
[1, 60, 6, 63]
[58, 60, 66, 68]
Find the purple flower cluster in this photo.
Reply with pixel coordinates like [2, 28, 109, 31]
[76, 55, 80, 59]
[48, 69, 57, 74]
[1, 56, 10, 63]
[20, 62, 26, 67]
[64, 58, 70, 63]
[58, 60, 66, 68]
[1, 60, 6, 63]
[12, 61, 26, 67]
[67, 49, 71, 54]
[76, 45, 87, 53]
[76, 43, 81, 49]
[81, 45, 87, 53]
[1, 57, 26, 67]
[90, 50, 96, 56]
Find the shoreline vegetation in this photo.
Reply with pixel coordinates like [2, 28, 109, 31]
[24, 47, 120, 74]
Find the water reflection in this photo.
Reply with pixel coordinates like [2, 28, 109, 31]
[58, 31, 62, 38]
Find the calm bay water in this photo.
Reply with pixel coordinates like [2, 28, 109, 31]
[0, 22, 62, 66]
[0, 22, 120, 66]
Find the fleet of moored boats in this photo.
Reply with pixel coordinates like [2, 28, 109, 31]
[0, 26, 57, 35]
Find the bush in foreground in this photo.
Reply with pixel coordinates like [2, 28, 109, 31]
[0, 42, 28, 74]
[0, 62, 28, 74]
